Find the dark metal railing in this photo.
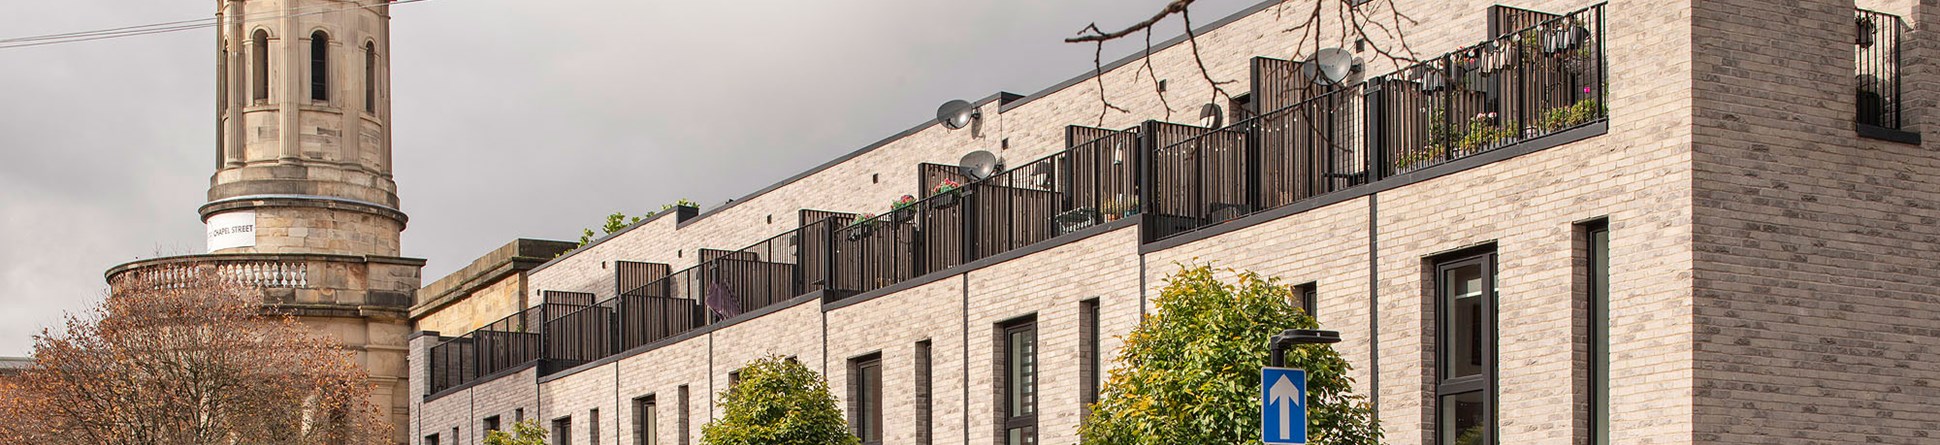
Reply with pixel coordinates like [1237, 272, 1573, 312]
[828, 128, 1142, 294]
[427, 302, 589, 394]
[1856, 9, 1904, 130]
[1148, 4, 1605, 241]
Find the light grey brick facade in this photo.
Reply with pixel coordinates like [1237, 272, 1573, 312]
[409, 1, 1940, 444]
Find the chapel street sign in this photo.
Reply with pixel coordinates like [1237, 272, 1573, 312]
[1261, 366, 1308, 445]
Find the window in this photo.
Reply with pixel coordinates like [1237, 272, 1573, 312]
[424, 433, 439, 445]
[727, 370, 741, 389]
[1078, 299, 1101, 412]
[1000, 317, 1038, 445]
[1229, 93, 1256, 121]
[849, 353, 884, 445]
[363, 42, 377, 113]
[1436, 250, 1496, 445]
[515, 408, 525, 422]
[591, 408, 601, 445]
[634, 395, 658, 445]
[250, 30, 269, 101]
[914, 340, 933, 445]
[676, 385, 690, 445]
[1584, 221, 1610, 445]
[553, 417, 574, 445]
[310, 31, 329, 102]
[1293, 282, 1318, 317]
[483, 415, 501, 435]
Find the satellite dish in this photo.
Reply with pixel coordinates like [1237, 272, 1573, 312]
[958, 150, 1003, 181]
[1301, 48, 1363, 86]
[1198, 103, 1224, 128]
[936, 100, 980, 130]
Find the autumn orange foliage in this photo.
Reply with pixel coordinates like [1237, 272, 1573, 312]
[0, 265, 388, 444]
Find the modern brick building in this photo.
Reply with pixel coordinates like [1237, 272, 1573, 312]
[409, 1, 1939, 445]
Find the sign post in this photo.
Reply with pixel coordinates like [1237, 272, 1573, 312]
[1260, 367, 1308, 445]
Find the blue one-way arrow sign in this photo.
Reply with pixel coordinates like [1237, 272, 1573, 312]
[1261, 367, 1308, 444]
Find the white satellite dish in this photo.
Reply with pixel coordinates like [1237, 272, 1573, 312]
[958, 150, 1004, 181]
[936, 100, 980, 130]
[1301, 48, 1363, 86]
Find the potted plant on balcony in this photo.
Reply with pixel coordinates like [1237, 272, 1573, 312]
[844, 213, 877, 241]
[929, 178, 964, 209]
[888, 195, 918, 223]
[1537, 98, 1603, 133]
[1100, 195, 1140, 221]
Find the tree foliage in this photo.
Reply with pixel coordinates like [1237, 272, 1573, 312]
[0, 267, 387, 445]
[575, 199, 702, 247]
[484, 419, 550, 445]
[701, 355, 858, 445]
[1079, 265, 1380, 445]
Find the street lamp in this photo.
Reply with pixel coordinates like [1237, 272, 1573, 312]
[1268, 329, 1341, 367]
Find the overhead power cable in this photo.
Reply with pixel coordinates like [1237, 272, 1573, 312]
[0, 0, 433, 50]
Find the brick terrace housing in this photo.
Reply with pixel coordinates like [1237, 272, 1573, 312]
[407, 1, 1940, 444]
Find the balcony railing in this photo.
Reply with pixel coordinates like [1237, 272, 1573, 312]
[827, 128, 1142, 294]
[1856, 9, 1905, 131]
[424, 4, 1611, 396]
[111, 258, 309, 290]
[1149, 4, 1605, 241]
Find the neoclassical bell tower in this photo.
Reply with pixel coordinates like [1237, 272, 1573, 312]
[210, 0, 402, 255]
[109, 1, 418, 444]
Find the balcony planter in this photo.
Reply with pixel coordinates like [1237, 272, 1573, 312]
[888, 195, 918, 223]
[844, 214, 877, 241]
[929, 191, 961, 209]
[928, 179, 964, 209]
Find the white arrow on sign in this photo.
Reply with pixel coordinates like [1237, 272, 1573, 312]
[1268, 374, 1302, 440]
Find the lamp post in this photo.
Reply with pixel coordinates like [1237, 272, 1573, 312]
[1268, 329, 1341, 367]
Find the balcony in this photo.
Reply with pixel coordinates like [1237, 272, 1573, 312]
[105, 253, 420, 311]
[1856, 9, 1916, 143]
[423, 4, 1609, 397]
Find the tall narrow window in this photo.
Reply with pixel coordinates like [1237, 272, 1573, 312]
[310, 31, 329, 102]
[250, 30, 269, 101]
[676, 385, 690, 445]
[1000, 317, 1038, 445]
[1436, 250, 1496, 445]
[363, 42, 377, 113]
[1078, 299, 1101, 412]
[450, 427, 459, 444]
[914, 340, 933, 445]
[515, 408, 525, 423]
[590, 408, 601, 445]
[849, 354, 884, 445]
[634, 395, 658, 445]
[1584, 221, 1610, 445]
[553, 416, 574, 445]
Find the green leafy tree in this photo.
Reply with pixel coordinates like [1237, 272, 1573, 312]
[701, 356, 858, 445]
[1079, 265, 1380, 445]
[483, 419, 549, 445]
[572, 199, 701, 248]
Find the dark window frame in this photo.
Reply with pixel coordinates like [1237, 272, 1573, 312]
[591, 408, 601, 445]
[363, 41, 377, 113]
[848, 353, 885, 445]
[309, 31, 329, 102]
[424, 433, 439, 445]
[483, 415, 501, 435]
[1584, 221, 1611, 445]
[250, 30, 270, 102]
[553, 416, 574, 445]
[1079, 299, 1102, 412]
[999, 317, 1038, 445]
[634, 395, 658, 445]
[1434, 249, 1497, 445]
[1293, 282, 1319, 317]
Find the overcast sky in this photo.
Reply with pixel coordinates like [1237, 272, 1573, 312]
[0, 0, 1259, 356]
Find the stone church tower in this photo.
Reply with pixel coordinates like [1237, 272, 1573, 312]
[108, 0, 419, 442]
